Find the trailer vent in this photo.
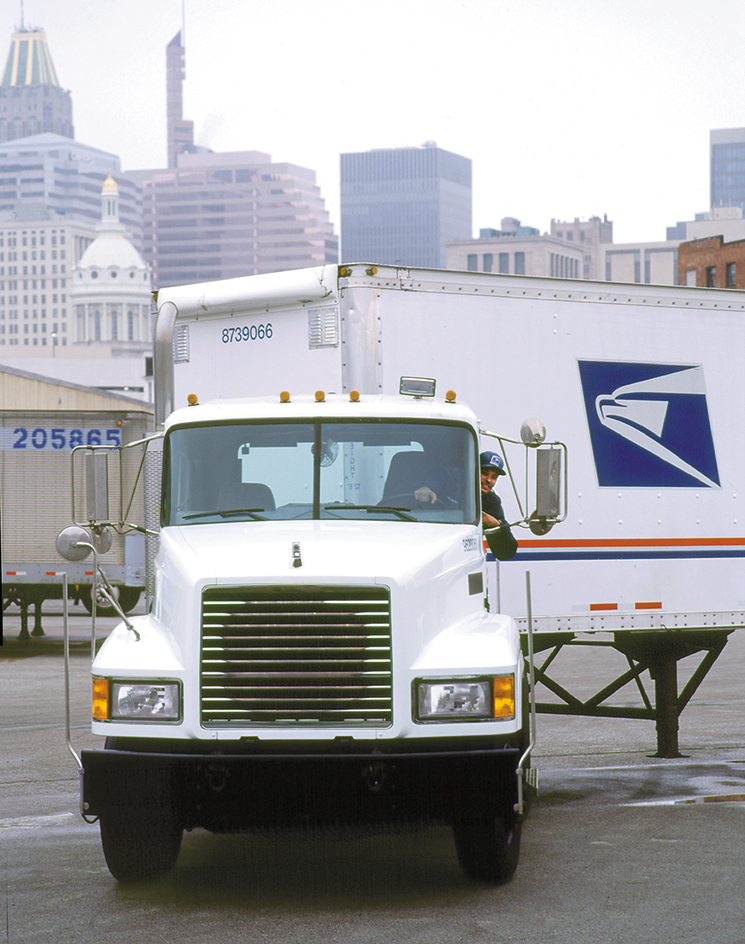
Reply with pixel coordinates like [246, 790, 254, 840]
[173, 324, 190, 363]
[308, 306, 339, 349]
[200, 585, 393, 726]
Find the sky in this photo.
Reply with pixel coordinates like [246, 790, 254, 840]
[3, 0, 745, 244]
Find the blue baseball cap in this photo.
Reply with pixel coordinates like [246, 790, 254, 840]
[480, 451, 506, 475]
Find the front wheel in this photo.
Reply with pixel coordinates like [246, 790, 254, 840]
[453, 814, 521, 884]
[79, 584, 141, 617]
[99, 808, 183, 883]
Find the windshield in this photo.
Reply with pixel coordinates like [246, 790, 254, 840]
[163, 419, 478, 526]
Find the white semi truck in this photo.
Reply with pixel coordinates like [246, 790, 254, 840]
[62, 262, 744, 883]
[60, 264, 567, 885]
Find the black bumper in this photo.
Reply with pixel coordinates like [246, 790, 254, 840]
[81, 741, 522, 830]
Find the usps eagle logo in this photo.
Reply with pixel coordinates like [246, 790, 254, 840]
[578, 361, 720, 488]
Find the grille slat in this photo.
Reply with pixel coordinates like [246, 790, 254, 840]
[200, 585, 393, 726]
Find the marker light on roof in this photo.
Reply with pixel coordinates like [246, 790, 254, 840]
[349, 390, 360, 401]
[187, 393, 198, 406]
[315, 390, 326, 402]
[400, 377, 436, 397]
[280, 390, 290, 402]
[445, 390, 457, 402]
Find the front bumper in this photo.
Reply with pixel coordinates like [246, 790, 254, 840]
[81, 739, 522, 830]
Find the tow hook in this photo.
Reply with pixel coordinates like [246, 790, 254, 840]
[361, 760, 389, 793]
[205, 763, 230, 793]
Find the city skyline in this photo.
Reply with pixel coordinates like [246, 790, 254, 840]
[2, 0, 745, 246]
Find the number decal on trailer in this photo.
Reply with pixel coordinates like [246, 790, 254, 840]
[4, 428, 122, 451]
[221, 324, 273, 344]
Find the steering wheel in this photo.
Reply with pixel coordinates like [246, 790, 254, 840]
[380, 492, 447, 510]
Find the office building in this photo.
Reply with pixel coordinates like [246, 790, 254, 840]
[550, 215, 613, 280]
[447, 218, 583, 279]
[132, 150, 338, 288]
[602, 208, 745, 287]
[129, 32, 338, 289]
[678, 235, 745, 289]
[0, 133, 143, 246]
[0, 27, 73, 143]
[601, 241, 680, 285]
[0, 215, 92, 351]
[666, 206, 745, 243]
[0, 25, 142, 247]
[710, 127, 745, 212]
[340, 144, 472, 269]
[166, 31, 195, 169]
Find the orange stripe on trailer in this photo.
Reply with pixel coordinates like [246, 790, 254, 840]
[589, 603, 618, 611]
[519, 536, 745, 549]
[635, 601, 663, 609]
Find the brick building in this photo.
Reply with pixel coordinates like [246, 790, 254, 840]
[677, 236, 745, 289]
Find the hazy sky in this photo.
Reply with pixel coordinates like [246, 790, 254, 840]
[3, 0, 745, 243]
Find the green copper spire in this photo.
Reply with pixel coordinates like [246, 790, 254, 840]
[2, 28, 60, 87]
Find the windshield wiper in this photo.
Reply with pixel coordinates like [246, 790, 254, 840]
[183, 508, 267, 521]
[323, 503, 416, 522]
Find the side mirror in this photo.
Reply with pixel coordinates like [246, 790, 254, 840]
[520, 417, 546, 447]
[530, 447, 563, 534]
[56, 524, 112, 561]
[480, 419, 567, 533]
[86, 451, 110, 523]
[56, 526, 93, 562]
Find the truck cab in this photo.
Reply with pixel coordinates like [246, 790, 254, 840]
[80, 389, 530, 884]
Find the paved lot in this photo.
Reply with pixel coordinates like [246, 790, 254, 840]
[1, 602, 744, 944]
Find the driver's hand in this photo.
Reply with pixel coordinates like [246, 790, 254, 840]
[482, 512, 501, 528]
[414, 486, 437, 504]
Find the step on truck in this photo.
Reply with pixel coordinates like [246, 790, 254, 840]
[59, 264, 567, 884]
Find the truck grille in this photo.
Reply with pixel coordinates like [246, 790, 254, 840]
[201, 585, 393, 726]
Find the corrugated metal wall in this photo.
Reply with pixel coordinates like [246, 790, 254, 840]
[1, 411, 151, 570]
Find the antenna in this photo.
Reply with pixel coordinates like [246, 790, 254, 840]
[20, 0, 25, 30]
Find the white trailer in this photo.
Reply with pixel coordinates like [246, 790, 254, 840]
[2, 407, 152, 636]
[64, 262, 744, 883]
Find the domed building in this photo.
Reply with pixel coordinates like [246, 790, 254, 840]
[72, 175, 152, 352]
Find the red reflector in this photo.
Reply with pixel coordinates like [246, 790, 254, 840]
[589, 603, 618, 611]
[84, 571, 94, 576]
[6, 571, 17, 575]
[635, 601, 662, 610]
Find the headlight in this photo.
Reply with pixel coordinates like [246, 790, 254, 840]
[415, 675, 514, 722]
[92, 678, 181, 721]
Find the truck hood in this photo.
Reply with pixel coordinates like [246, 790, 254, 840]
[166, 519, 477, 586]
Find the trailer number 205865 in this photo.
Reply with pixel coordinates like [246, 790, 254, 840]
[8, 427, 122, 450]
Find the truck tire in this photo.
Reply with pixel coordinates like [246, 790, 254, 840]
[99, 808, 183, 883]
[80, 584, 141, 617]
[452, 814, 521, 884]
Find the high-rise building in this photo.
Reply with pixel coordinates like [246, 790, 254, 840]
[0, 133, 143, 246]
[340, 143, 472, 268]
[130, 32, 338, 288]
[710, 127, 745, 212]
[0, 215, 91, 351]
[166, 31, 195, 169]
[132, 151, 338, 288]
[0, 27, 73, 143]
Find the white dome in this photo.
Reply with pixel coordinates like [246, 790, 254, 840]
[79, 231, 147, 272]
